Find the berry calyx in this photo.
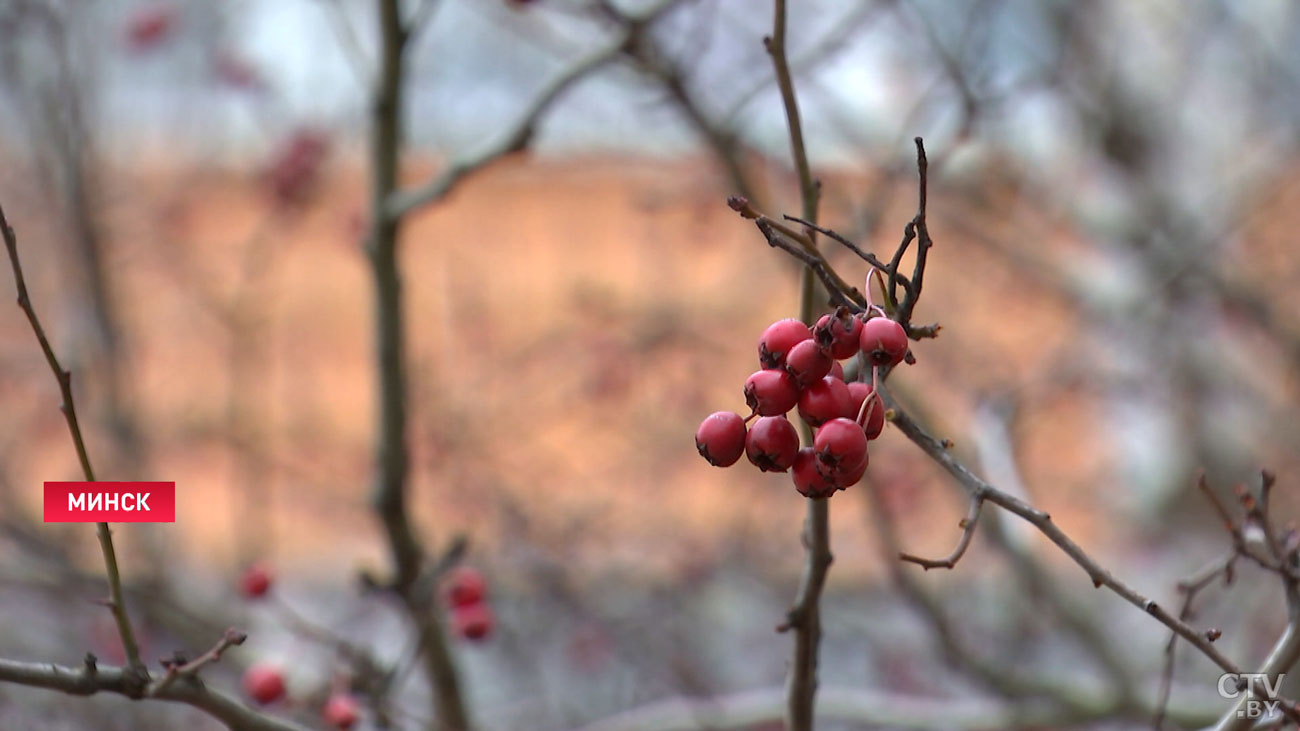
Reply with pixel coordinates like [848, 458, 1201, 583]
[452, 603, 495, 641]
[243, 663, 286, 705]
[847, 382, 885, 439]
[758, 319, 812, 369]
[797, 377, 853, 428]
[695, 412, 747, 467]
[745, 416, 800, 472]
[859, 316, 908, 366]
[239, 563, 273, 599]
[792, 448, 836, 498]
[784, 339, 833, 388]
[814, 309, 863, 360]
[833, 450, 870, 489]
[813, 418, 869, 477]
[443, 566, 487, 608]
[323, 694, 361, 729]
[744, 370, 800, 416]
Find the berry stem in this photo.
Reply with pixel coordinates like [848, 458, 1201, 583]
[854, 366, 883, 427]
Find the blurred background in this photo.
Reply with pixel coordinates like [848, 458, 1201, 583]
[2, 0, 1300, 728]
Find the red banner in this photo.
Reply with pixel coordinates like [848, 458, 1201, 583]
[43, 482, 176, 523]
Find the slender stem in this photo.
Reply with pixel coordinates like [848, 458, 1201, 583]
[766, 2, 831, 728]
[1, 204, 145, 685]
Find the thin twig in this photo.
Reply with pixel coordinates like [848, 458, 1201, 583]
[387, 5, 671, 219]
[1152, 554, 1234, 730]
[755, 221, 859, 310]
[149, 628, 247, 697]
[899, 495, 984, 570]
[880, 383, 1246, 677]
[1, 204, 146, 687]
[896, 138, 932, 325]
[782, 213, 904, 291]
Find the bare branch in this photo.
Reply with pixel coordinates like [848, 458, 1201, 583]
[574, 683, 1223, 731]
[387, 39, 626, 219]
[367, 1, 469, 727]
[899, 495, 984, 570]
[879, 383, 1246, 677]
[763, 2, 831, 729]
[1, 203, 145, 684]
[0, 656, 308, 731]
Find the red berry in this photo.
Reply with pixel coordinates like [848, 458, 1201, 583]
[323, 694, 361, 729]
[125, 5, 176, 52]
[758, 319, 812, 369]
[696, 412, 746, 467]
[744, 416, 799, 472]
[744, 370, 800, 416]
[443, 566, 487, 608]
[452, 603, 494, 641]
[243, 663, 286, 705]
[859, 317, 908, 366]
[797, 377, 853, 428]
[214, 52, 262, 90]
[239, 563, 273, 599]
[792, 448, 836, 498]
[784, 339, 833, 388]
[847, 382, 885, 439]
[829, 360, 845, 381]
[833, 450, 869, 489]
[814, 310, 863, 360]
[813, 418, 869, 476]
[266, 129, 330, 207]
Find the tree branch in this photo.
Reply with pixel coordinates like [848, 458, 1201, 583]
[0, 655, 309, 731]
[764, 2, 830, 729]
[386, 38, 627, 219]
[1, 203, 146, 686]
[898, 494, 984, 570]
[880, 384, 1245, 677]
[367, 1, 468, 728]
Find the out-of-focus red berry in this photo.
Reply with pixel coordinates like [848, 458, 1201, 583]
[243, 663, 286, 705]
[443, 566, 488, 608]
[239, 563, 273, 599]
[125, 5, 177, 52]
[452, 603, 494, 641]
[266, 129, 330, 208]
[323, 693, 361, 729]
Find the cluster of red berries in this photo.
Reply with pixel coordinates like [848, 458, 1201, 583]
[242, 662, 361, 729]
[236, 565, 360, 728]
[695, 308, 909, 497]
[442, 566, 495, 641]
